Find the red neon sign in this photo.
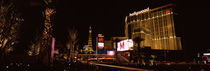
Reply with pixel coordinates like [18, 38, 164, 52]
[166, 10, 170, 14]
[98, 37, 104, 42]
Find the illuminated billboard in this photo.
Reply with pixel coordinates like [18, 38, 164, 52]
[98, 42, 104, 49]
[117, 39, 133, 51]
[203, 53, 210, 62]
[97, 34, 104, 49]
[107, 51, 115, 55]
[98, 37, 104, 42]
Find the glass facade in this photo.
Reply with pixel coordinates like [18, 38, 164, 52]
[125, 4, 182, 50]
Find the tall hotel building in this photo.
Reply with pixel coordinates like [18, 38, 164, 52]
[125, 4, 182, 50]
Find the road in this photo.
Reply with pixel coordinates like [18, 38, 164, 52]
[90, 62, 153, 71]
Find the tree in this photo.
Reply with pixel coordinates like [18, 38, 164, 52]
[66, 27, 78, 60]
[28, 32, 41, 56]
[0, 0, 23, 55]
[0, 0, 24, 63]
[133, 37, 144, 64]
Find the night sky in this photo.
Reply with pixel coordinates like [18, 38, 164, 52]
[12, 0, 210, 56]
[56, 0, 210, 51]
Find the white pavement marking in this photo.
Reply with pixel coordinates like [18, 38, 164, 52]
[91, 63, 153, 71]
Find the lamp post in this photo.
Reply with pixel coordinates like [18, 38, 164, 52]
[96, 36, 98, 55]
[114, 38, 120, 64]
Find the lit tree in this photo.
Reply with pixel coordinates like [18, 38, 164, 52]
[38, 7, 56, 64]
[0, 0, 24, 55]
[66, 27, 78, 59]
[28, 32, 41, 56]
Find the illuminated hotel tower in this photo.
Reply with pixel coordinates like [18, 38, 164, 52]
[88, 26, 94, 52]
[125, 4, 182, 50]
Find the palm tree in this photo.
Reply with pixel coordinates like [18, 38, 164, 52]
[67, 27, 78, 60]
[133, 37, 144, 64]
[0, 0, 24, 64]
[0, 0, 23, 55]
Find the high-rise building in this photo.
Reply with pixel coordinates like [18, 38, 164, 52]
[125, 4, 182, 50]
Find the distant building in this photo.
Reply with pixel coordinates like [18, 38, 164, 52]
[104, 40, 112, 49]
[111, 37, 128, 49]
[125, 4, 182, 50]
[88, 26, 94, 52]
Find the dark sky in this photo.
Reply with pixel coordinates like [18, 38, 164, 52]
[56, 0, 210, 52]
[55, 0, 210, 58]
[13, 0, 210, 55]
[56, 0, 173, 42]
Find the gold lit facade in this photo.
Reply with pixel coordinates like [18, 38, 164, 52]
[125, 4, 182, 50]
[88, 26, 94, 52]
